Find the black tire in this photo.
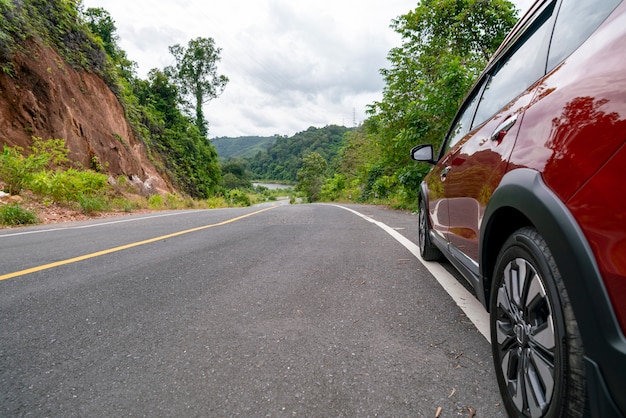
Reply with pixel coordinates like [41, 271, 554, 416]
[418, 201, 442, 261]
[490, 227, 586, 418]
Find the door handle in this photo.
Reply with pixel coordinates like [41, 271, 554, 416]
[441, 166, 451, 181]
[490, 115, 518, 142]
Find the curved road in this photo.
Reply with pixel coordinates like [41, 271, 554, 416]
[0, 203, 504, 417]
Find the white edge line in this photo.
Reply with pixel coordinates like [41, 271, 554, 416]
[0, 210, 206, 238]
[329, 204, 491, 343]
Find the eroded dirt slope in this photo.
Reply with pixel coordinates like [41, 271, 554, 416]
[0, 40, 172, 194]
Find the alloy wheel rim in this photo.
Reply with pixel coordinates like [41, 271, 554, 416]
[494, 257, 556, 417]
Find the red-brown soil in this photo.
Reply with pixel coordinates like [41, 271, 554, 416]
[0, 40, 173, 195]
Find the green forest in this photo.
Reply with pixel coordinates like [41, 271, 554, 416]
[1, 0, 520, 208]
[244, 125, 351, 182]
[212, 136, 278, 160]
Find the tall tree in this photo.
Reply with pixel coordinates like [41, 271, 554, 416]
[133, 68, 222, 198]
[166, 37, 228, 138]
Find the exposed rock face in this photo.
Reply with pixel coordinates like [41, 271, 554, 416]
[0, 40, 173, 194]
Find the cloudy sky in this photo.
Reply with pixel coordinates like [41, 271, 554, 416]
[82, 0, 533, 138]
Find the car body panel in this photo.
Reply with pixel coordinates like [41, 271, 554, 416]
[442, 89, 534, 263]
[508, 6, 626, 202]
[568, 146, 626, 335]
[424, 160, 450, 242]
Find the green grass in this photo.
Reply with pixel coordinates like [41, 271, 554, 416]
[77, 194, 109, 215]
[0, 203, 39, 226]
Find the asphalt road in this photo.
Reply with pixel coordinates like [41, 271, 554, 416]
[0, 203, 505, 417]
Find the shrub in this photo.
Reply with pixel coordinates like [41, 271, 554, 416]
[228, 189, 251, 207]
[0, 203, 39, 226]
[29, 169, 109, 202]
[28, 137, 70, 167]
[147, 194, 163, 209]
[206, 196, 228, 208]
[109, 196, 137, 212]
[0, 138, 71, 195]
[164, 193, 185, 209]
[0, 145, 47, 195]
[77, 194, 109, 214]
[321, 174, 346, 201]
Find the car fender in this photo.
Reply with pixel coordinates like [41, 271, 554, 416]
[481, 169, 611, 338]
[418, 180, 448, 249]
[480, 168, 626, 414]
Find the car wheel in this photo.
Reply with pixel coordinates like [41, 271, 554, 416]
[490, 227, 585, 418]
[418, 201, 442, 261]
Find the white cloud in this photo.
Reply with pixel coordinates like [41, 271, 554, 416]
[82, 0, 529, 138]
[514, 0, 535, 16]
[82, 0, 414, 137]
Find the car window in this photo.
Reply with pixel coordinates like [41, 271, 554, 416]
[473, 3, 556, 127]
[445, 85, 483, 152]
[547, 0, 621, 71]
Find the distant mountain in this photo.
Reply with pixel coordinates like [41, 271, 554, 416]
[211, 136, 279, 160]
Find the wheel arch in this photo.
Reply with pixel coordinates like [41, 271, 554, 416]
[480, 168, 626, 416]
[478, 205, 532, 307]
[479, 168, 622, 358]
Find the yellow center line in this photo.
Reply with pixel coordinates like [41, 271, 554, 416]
[0, 205, 278, 282]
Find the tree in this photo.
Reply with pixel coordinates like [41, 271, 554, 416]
[220, 160, 251, 190]
[83, 7, 117, 59]
[166, 37, 228, 138]
[133, 69, 222, 198]
[141, 69, 182, 126]
[83, 7, 136, 80]
[296, 152, 327, 202]
[364, 0, 517, 203]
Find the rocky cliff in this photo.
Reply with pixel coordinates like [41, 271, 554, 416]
[0, 40, 173, 194]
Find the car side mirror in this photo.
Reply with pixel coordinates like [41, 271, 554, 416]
[410, 144, 436, 164]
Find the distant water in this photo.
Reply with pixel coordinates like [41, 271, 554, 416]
[253, 182, 293, 190]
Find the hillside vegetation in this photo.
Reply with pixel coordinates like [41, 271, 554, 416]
[244, 125, 351, 183]
[1, 0, 222, 200]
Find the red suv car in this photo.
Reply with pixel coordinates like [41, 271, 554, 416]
[410, 0, 626, 416]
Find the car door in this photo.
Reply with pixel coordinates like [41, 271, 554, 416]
[440, 1, 557, 270]
[424, 85, 483, 244]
